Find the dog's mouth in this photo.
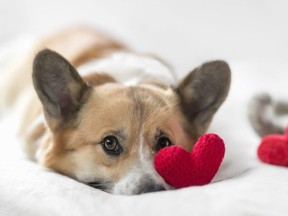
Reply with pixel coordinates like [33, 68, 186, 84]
[86, 180, 166, 195]
[86, 181, 111, 192]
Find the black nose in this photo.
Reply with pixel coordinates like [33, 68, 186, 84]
[138, 184, 165, 194]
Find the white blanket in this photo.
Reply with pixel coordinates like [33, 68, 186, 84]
[1, 42, 288, 216]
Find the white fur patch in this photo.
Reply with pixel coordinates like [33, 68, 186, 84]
[78, 52, 176, 86]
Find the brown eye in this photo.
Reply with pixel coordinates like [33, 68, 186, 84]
[156, 136, 172, 151]
[102, 136, 122, 156]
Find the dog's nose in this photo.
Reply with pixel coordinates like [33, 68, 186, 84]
[138, 184, 165, 194]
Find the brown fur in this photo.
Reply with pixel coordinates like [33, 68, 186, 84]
[83, 73, 116, 86]
[40, 84, 194, 183]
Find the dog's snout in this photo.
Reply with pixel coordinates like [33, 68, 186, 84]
[138, 184, 165, 194]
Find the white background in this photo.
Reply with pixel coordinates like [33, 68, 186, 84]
[1, 1, 288, 215]
[0, 0, 287, 74]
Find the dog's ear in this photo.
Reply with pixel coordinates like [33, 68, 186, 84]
[175, 60, 231, 136]
[33, 49, 90, 130]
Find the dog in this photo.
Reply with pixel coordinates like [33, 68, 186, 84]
[0, 27, 231, 195]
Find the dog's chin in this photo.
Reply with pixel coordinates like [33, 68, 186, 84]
[110, 172, 170, 195]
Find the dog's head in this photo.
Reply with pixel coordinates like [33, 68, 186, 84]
[32, 49, 230, 194]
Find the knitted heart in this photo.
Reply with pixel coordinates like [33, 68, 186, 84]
[258, 128, 288, 167]
[154, 134, 225, 188]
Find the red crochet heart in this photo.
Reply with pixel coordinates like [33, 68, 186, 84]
[154, 134, 225, 188]
[258, 128, 288, 167]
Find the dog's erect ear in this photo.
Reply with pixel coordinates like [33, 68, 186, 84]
[33, 49, 90, 130]
[175, 60, 231, 136]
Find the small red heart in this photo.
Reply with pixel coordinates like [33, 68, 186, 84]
[258, 128, 288, 167]
[154, 134, 225, 188]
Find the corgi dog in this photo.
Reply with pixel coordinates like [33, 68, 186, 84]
[0, 27, 231, 195]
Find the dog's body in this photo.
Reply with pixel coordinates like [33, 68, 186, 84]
[0, 27, 231, 195]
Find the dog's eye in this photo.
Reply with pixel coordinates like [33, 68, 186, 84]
[102, 136, 122, 156]
[156, 137, 172, 151]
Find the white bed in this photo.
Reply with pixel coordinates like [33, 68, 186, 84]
[1, 41, 288, 216]
[1, 1, 288, 215]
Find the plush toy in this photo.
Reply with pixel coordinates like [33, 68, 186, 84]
[154, 134, 225, 189]
[257, 128, 288, 166]
[249, 93, 288, 167]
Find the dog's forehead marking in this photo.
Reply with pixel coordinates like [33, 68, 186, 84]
[139, 129, 145, 161]
[125, 86, 172, 125]
[138, 127, 153, 172]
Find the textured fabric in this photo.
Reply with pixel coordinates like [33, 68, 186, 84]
[154, 134, 225, 188]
